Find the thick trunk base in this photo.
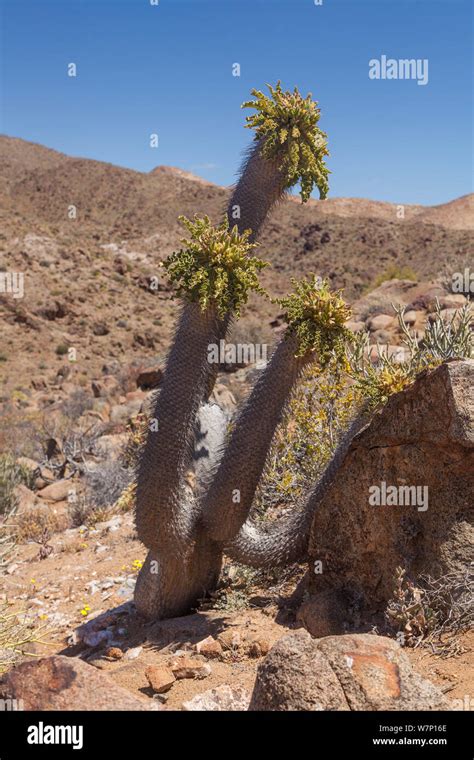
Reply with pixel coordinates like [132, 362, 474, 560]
[134, 532, 223, 620]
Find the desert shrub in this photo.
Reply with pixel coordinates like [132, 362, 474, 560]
[12, 508, 65, 544]
[0, 412, 44, 461]
[347, 301, 472, 407]
[206, 561, 304, 612]
[39, 413, 106, 478]
[69, 495, 111, 527]
[0, 604, 50, 674]
[0, 455, 36, 517]
[369, 264, 417, 290]
[385, 566, 473, 657]
[60, 389, 94, 420]
[55, 343, 69, 356]
[83, 460, 132, 514]
[256, 359, 357, 513]
[114, 481, 136, 513]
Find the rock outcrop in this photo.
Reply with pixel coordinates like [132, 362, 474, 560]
[250, 631, 450, 711]
[302, 360, 473, 635]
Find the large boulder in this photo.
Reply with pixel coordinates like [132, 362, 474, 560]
[303, 360, 473, 635]
[0, 655, 159, 710]
[250, 631, 450, 711]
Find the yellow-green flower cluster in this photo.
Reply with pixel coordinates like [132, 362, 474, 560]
[278, 275, 351, 362]
[162, 215, 268, 318]
[242, 82, 330, 202]
[351, 363, 416, 409]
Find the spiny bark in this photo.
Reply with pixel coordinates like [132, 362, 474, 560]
[225, 408, 371, 568]
[202, 333, 313, 544]
[226, 138, 286, 240]
[134, 529, 223, 620]
[135, 302, 229, 552]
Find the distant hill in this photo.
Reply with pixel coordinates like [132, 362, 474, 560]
[0, 135, 472, 398]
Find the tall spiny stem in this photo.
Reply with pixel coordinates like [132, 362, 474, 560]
[202, 277, 350, 545]
[135, 218, 264, 551]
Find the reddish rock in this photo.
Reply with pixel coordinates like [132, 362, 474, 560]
[136, 367, 163, 390]
[246, 636, 271, 658]
[0, 655, 159, 710]
[104, 647, 123, 660]
[169, 656, 211, 680]
[145, 664, 176, 693]
[195, 636, 223, 659]
[217, 630, 242, 650]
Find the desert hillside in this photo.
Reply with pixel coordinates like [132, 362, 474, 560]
[0, 135, 472, 400]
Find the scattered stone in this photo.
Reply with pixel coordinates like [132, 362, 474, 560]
[136, 366, 163, 390]
[124, 646, 142, 661]
[16, 456, 40, 474]
[371, 329, 391, 344]
[82, 630, 113, 649]
[246, 636, 271, 658]
[67, 631, 79, 646]
[402, 309, 419, 325]
[195, 636, 223, 659]
[94, 515, 122, 532]
[110, 399, 143, 425]
[104, 647, 123, 660]
[438, 293, 467, 309]
[37, 479, 72, 502]
[367, 314, 395, 331]
[169, 656, 212, 680]
[13, 484, 41, 513]
[92, 321, 109, 336]
[217, 629, 242, 650]
[145, 664, 176, 693]
[183, 685, 251, 711]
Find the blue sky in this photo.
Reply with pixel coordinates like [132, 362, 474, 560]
[0, 0, 472, 204]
